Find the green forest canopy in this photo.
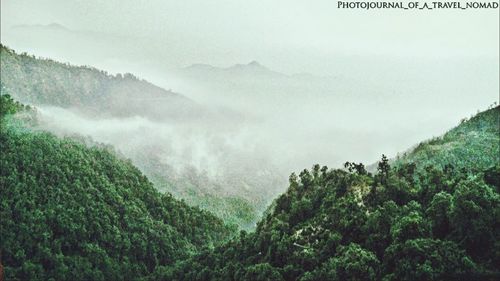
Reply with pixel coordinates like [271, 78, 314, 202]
[0, 94, 235, 280]
[0, 45, 264, 230]
[1, 88, 499, 280]
[148, 106, 500, 281]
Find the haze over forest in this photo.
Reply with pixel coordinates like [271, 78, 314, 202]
[1, 0, 499, 227]
[2, 1, 500, 280]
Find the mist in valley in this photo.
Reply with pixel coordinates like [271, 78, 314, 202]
[2, 0, 499, 227]
[20, 54, 498, 227]
[29, 56, 499, 178]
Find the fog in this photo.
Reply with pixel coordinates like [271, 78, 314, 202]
[2, 0, 499, 74]
[36, 106, 268, 179]
[1, 1, 499, 222]
[33, 104, 288, 211]
[30, 53, 498, 211]
[38, 59, 498, 169]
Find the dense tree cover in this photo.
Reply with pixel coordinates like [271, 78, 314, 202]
[137, 157, 260, 230]
[394, 105, 499, 172]
[0, 96, 235, 280]
[1, 44, 499, 279]
[0, 90, 30, 116]
[0, 44, 195, 120]
[1, 45, 266, 229]
[147, 107, 500, 281]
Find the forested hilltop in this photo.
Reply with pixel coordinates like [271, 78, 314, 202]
[0, 44, 196, 120]
[0, 95, 235, 280]
[394, 105, 499, 172]
[0, 45, 278, 229]
[147, 106, 500, 281]
[1, 96, 499, 281]
[1, 44, 498, 280]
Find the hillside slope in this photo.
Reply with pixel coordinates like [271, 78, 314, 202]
[150, 107, 500, 281]
[0, 95, 234, 280]
[0, 44, 197, 120]
[1, 45, 268, 230]
[394, 106, 499, 171]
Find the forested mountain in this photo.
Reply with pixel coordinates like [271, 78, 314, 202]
[147, 106, 500, 281]
[1, 43, 498, 280]
[394, 105, 499, 172]
[182, 61, 287, 79]
[0, 95, 234, 280]
[1, 44, 275, 230]
[0, 44, 197, 120]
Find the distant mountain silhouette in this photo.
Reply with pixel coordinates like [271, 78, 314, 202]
[183, 61, 311, 79]
[12, 22, 69, 31]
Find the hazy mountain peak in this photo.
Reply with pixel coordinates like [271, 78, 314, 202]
[229, 60, 269, 71]
[13, 22, 69, 31]
[247, 60, 261, 67]
[46, 23, 67, 30]
[183, 61, 281, 78]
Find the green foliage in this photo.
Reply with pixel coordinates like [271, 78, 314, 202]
[2, 68, 499, 280]
[154, 107, 499, 281]
[0, 44, 189, 116]
[243, 263, 284, 281]
[303, 243, 380, 281]
[449, 178, 500, 263]
[395, 106, 500, 173]
[0, 93, 27, 117]
[390, 208, 430, 243]
[1, 44, 262, 230]
[426, 191, 453, 239]
[0, 99, 234, 280]
[153, 175, 259, 230]
[383, 239, 477, 281]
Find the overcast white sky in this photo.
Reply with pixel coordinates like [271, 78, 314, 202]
[1, 0, 499, 74]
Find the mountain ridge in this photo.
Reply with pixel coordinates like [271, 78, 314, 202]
[0, 94, 236, 280]
[0, 44, 275, 230]
[0, 44, 197, 121]
[149, 105, 500, 281]
[182, 61, 319, 79]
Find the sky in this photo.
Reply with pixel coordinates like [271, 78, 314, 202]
[1, 0, 499, 75]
